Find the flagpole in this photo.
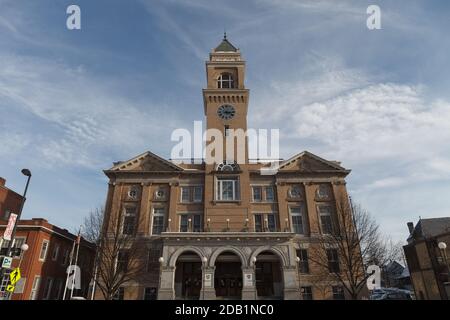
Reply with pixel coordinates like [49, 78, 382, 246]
[70, 228, 81, 299]
[62, 236, 76, 300]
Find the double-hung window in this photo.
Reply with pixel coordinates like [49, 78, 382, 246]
[252, 186, 262, 202]
[179, 214, 202, 232]
[254, 213, 277, 232]
[290, 206, 305, 235]
[319, 206, 333, 235]
[296, 249, 309, 273]
[216, 177, 239, 201]
[39, 240, 50, 262]
[122, 207, 137, 235]
[152, 208, 165, 235]
[265, 186, 274, 202]
[327, 249, 340, 273]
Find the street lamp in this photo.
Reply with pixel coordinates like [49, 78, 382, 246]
[295, 257, 301, 300]
[202, 256, 208, 300]
[251, 257, 257, 300]
[438, 242, 449, 273]
[1, 169, 32, 278]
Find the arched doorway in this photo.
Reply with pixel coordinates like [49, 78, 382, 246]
[174, 251, 203, 300]
[214, 251, 243, 299]
[255, 251, 283, 299]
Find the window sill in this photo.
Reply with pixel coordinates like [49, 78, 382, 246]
[212, 200, 241, 204]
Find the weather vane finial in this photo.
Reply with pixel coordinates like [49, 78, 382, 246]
[224, 29, 227, 40]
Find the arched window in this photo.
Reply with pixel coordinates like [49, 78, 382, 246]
[217, 73, 234, 89]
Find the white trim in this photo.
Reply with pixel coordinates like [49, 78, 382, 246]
[30, 276, 41, 300]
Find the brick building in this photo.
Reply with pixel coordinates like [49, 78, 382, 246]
[98, 36, 356, 300]
[403, 218, 450, 300]
[0, 218, 95, 300]
[0, 177, 23, 221]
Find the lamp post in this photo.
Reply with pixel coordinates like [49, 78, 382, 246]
[202, 256, 207, 300]
[158, 257, 164, 300]
[1, 169, 31, 279]
[295, 256, 301, 300]
[438, 242, 450, 300]
[251, 256, 257, 300]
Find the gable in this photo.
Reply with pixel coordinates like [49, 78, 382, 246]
[108, 151, 183, 172]
[277, 151, 348, 173]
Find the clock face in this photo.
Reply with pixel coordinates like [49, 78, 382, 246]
[217, 105, 236, 120]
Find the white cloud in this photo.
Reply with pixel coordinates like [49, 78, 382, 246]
[0, 54, 182, 169]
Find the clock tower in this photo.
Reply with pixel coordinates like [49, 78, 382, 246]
[202, 34, 252, 231]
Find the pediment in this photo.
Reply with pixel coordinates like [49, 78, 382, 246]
[108, 151, 183, 172]
[278, 151, 348, 173]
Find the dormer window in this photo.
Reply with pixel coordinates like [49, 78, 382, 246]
[218, 73, 234, 89]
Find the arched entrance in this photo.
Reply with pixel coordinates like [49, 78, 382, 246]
[255, 251, 283, 299]
[174, 251, 203, 300]
[214, 251, 243, 299]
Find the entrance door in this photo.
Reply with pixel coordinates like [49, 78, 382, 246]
[214, 259, 242, 299]
[181, 262, 202, 299]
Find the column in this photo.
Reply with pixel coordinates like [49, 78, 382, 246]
[282, 266, 300, 300]
[157, 266, 176, 300]
[241, 267, 257, 300]
[200, 266, 216, 300]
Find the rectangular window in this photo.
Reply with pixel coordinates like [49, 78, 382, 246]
[290, 207, 304, 234]
[332, 286, 345, 300]
[122, 207, 136, 235]
[117, 250, 129, 273]
[1, 237, 26, 257]
[54, 279, 63, 300]
[144, 287, 158, 300]
[327, 249, 340, 273]
[30, 276, 41, 300]
[181, 187, 190, 203]
[152, 207, 165, 235]
[39, 240, 50, 261]
[193, 214, 202, 232]
[180, 215, 189, 232]
[0, 270, 11, 295]
[147, 247, 161, 272]
[43, 277, 53, 300]
[254, 214, 263, 232]
[319, 206, 333, 235]
[52, 245, 60, 261]
[267, 214, 276, 232]
[301, 286, 313, 300]
[265, 186, 274, 202]
[216, 177, 239, 201]
[296, 249, 309, 274]
[252, 186, 262, 202]
[193, 186, 203, 202]
[113, 287, 125, 300]
[62, 248, 70, 265]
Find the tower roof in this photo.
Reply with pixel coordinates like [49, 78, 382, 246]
[214, 32, 238, 52]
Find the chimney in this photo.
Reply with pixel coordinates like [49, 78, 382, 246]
[0, 177, 5, 186]
[407, 222, 414, 234]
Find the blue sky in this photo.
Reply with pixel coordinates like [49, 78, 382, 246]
[1, 0, 450, 242]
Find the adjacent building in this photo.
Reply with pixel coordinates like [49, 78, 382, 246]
[0, 218, 95, 300]
[0, 177, 23, 221]
[98, 36, 357, 300]
[403, 218, 450, 300]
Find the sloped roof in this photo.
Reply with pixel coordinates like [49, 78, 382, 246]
[107, 151, 184, 172]
[277, 151, 349, 172]
[413, 217, 450, 238]
[215, 34, 238, 52]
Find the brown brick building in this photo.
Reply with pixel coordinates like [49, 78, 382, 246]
[98, 36, 355, 300]
[0, 218, 95, 300]
[403, 218, 450, 300]
[0, 177, 23, 221]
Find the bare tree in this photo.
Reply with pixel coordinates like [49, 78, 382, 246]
[309, 195, 389, 300]
[82, 206, 147, 300]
